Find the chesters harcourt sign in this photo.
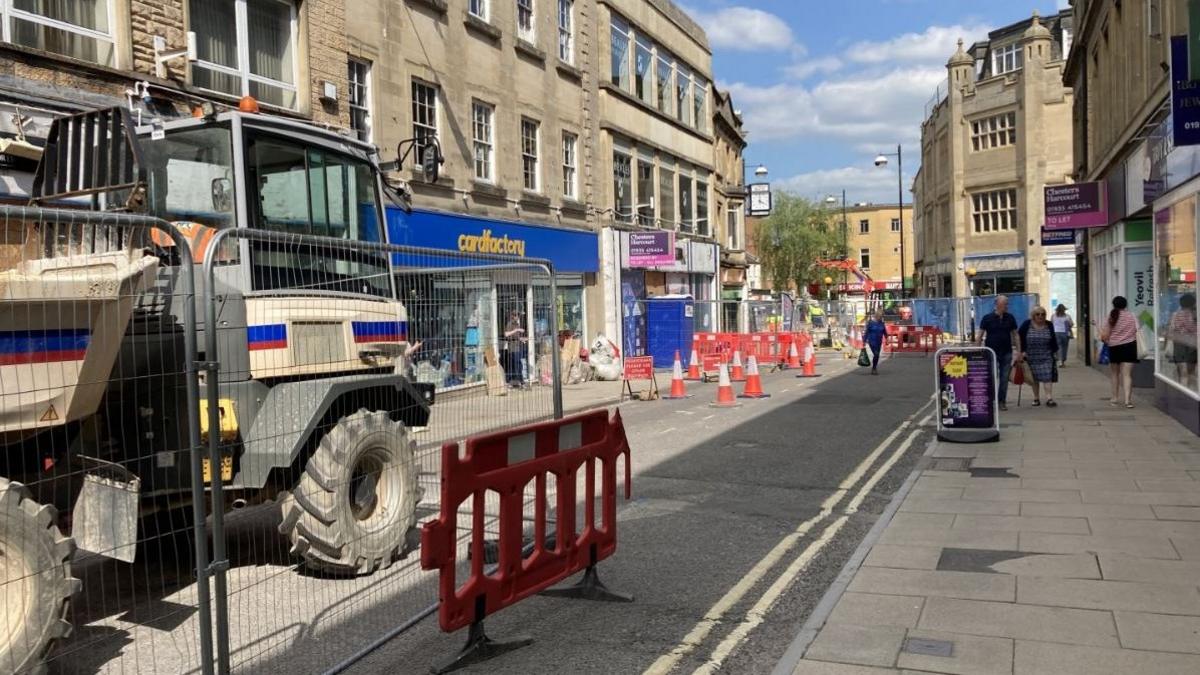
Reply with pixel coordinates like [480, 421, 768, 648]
[457, 230, 527, 257]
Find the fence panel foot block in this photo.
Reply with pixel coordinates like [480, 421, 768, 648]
[430, 619, 532, 674]
[541, 564, 634, 603]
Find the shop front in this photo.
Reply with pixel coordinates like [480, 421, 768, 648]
[600, 229, 718, 357]
[1142, 109, 1200, 432]
[385, 207, 599, 389]
[963, 253, 1026, 296]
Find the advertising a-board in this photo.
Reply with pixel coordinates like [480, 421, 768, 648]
[936, 347, 1000, 443]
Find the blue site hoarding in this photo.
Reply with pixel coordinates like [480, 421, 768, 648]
[384, 206, 599, 272]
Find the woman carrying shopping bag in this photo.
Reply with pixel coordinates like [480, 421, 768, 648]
[864, 309, 888, 375]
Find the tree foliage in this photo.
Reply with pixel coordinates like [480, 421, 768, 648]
[752, 192, 844, 292]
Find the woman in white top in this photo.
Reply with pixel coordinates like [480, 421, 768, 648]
[1052, 304, 1074, 367]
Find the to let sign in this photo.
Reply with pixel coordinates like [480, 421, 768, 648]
[1044, 183, 1108, 229]
[627, 231, 675, 268]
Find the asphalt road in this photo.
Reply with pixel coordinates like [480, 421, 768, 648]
[44, 352, 934, 675]
[348, 353, 936, 675]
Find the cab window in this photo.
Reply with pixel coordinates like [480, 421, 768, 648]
[245, 133, 388, 295]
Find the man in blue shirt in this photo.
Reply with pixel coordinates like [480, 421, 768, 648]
[976, 295, 1021, 411]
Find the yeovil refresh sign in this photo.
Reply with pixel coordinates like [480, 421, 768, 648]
[1044, 182, 1108, 229]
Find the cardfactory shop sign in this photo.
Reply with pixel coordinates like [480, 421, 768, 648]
[457, 230, 527, 257]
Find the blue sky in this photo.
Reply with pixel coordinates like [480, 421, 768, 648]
[684, 0, 1071, 204]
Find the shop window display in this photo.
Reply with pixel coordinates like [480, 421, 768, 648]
[1155, 197, 1199, 393]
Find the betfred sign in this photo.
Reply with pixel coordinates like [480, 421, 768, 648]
[1044, 183, 1108, 229]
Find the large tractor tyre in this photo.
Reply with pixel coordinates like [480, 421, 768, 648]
[280, 410, 420, 575]
[0, 478, 78, 674]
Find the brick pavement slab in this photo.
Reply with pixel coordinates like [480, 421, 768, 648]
[827, 593, 924, 629]
[805, 624, 906, 668]
[917, 596, 1119, 647]
[1113, 611, 1200, 654]
[1018, 502, 1156, 519]
[847, 568, 1015, 602]
[877, 525, 1019, 551]
[951, 514, 1090, 534]
[862, 545, 943, 571]
[1014, 640, 1200, 675]
[1097, 553, 1200, 584]
[792, 661, 899, 675]
[1015, 577, 1200, 614]
[899, 498, 1020, 516]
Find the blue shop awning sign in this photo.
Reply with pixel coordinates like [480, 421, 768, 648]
[385, 207, 599, 273]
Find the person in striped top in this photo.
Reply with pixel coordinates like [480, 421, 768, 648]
[1168, 293, 1197, 388]
[1100, 296, 1139, 408]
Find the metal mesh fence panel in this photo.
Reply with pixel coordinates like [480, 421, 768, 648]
[0, 206, 213, 674]
[199, 229, 562, 672]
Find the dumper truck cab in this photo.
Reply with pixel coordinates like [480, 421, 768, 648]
[1, 103, 434, 671]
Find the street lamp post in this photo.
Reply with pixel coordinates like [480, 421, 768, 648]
[824, 190, 849, 290]
[874, 145, 906, 294]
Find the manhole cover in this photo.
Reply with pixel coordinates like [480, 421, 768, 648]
[903, 638, 954, 657]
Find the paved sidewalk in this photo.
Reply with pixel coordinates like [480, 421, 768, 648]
[780, 364, 1200, 675]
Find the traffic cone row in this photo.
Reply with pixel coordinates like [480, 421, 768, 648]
[786, 341, 802, 369]
[686, 347, 702, 380]
[738, 355, 769, 399]
[709, 362, 742, 408]
[663, 350, 691, 399]
[797, 339, 822, 378]
[730, 350, 746, 382]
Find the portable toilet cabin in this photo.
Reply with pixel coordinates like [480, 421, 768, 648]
[646, 295, 695, 369]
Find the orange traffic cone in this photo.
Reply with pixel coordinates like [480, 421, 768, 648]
[686, 346, 702, 380]
[710, 362, 741, 408]
[664, 350, 691, 399]
[730, 350, 746, 382]
[786, 341, 802, 369]
[739, 355, 770, 399]
[797, 339, 822, 378]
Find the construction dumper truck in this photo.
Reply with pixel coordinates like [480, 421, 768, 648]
[0, 103, 438, 671]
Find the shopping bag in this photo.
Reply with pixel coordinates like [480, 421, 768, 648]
[1136, 329, 1149, 360]
[1010, 361, 1026, 385]
[1098, 344, 1110, 365]
[857, 348, 871, 367]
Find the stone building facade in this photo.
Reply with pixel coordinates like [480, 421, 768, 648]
[1064, 0, 1200, 432]
[912, 11, 1075, 301]
[0, 0, 349, 199]
[840, 203, 915, 291]
[712, 86, 750, 329]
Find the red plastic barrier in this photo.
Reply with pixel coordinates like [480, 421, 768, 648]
[421, 410, 632, 632]
[739, 333, 785, 365]
[884, 325, 942, 354]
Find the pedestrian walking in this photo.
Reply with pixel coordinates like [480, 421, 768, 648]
[976, 295, 1020, 411]
[502, 309, 528, 386]
[1168, 293, 1198, 388]
[1100, 296, 1139, 408]
[1019, 306, 1059, 407]
[1052, 304, 1074, 366]
[864, 308, 887, 375]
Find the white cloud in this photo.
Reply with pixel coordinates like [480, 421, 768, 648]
[783, 56, 843, 80]
[775, 166, 913, 205]
[688, 6, 795, 51]
[845, 23, 992, 65]
[725, 66, 944, 142]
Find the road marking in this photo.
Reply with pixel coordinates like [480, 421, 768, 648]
[675, 410, 696, 415]
[643, 398, 934, 675]
[693, 424, 926, 673]
[701, 414, 716, 421]
[658, 427, 677, 435]
[778, 388, 790, 393]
